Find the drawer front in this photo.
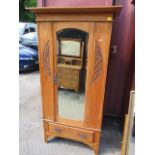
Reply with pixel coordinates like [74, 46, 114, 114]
[49, 123, 94, 144]
[58, 68, 78, 76]
[58, 74, 78, 81]
[59, 81, 77, 89]
[58, 69, 78, 80]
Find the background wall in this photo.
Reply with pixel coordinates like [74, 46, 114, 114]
[104, 0, 135, 117]
[38, 0, 113, 6]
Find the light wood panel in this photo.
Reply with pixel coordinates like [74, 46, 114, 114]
[38, 22, 55, 120]
[27, 6, 122, 15]
[35, 13, 113, 22]
[84, 22, 112, 129]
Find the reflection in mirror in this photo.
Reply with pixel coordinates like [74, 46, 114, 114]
[56, 29, 88, 120]
[60, 39, 81, 57]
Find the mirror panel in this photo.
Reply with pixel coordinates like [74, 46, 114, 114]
[56, 29, 88, 120]
[60, 39, 81, 57]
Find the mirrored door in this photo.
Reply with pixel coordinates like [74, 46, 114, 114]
[52, 22, 111, 129]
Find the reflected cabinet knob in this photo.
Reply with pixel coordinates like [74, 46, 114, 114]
[54, 128, 61, 133]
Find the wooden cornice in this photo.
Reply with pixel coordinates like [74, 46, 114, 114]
[27, 6, 122, 17]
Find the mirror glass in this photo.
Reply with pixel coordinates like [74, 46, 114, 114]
[56, 29, 88, 120]
[60, 40, 81, 57]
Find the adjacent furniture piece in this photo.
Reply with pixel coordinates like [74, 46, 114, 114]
[121, 91, 135, 155]
[28, 6, 122, 155]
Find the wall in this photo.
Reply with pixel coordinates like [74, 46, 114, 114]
[38, 0, 112, 6]
[104, 0, 135, 117]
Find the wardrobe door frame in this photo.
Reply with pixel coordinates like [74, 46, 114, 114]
[52, 22, 94, 129]
[37, 22, 55, 121]
[52, 21, 112, 130]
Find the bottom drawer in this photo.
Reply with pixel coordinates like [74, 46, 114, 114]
[48, 123, 94, 144]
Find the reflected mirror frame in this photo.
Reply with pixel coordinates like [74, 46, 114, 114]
[58, 38, 83, 58]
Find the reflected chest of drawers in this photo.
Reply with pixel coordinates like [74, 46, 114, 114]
[58, 65, 81, 92]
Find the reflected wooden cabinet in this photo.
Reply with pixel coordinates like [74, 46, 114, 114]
[57, 38, 84, 92]
[57, 65, 81, 92]
[28, 6, 122, 155]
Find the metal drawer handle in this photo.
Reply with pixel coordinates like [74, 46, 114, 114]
[54, 128, 61, 133]
[79, 134, 87, 139]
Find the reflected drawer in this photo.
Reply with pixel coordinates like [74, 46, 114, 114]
[58, 68, 78, 75]
[49, 123, 94, 144]
[59, 82, 76, 89]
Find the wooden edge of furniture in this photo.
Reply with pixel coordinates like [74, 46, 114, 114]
[26, 5, 122, 17]
[43, 118, 101, 132]
[121, 91, 135, 155]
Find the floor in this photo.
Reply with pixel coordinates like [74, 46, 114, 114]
[19, 70, 134, 155]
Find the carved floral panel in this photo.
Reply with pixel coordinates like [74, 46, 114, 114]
[43, 40, 50, 77]
[92, 41, 103, 82]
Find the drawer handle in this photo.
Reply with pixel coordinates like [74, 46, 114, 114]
[54, 128, 61, 133]
[79, 134, 87, 139]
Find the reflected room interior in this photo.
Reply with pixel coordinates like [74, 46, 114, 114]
[56, 29, 88, 121]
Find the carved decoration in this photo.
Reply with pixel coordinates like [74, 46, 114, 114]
[92, 41, 103, 82]
[43, 40, 50, 77]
